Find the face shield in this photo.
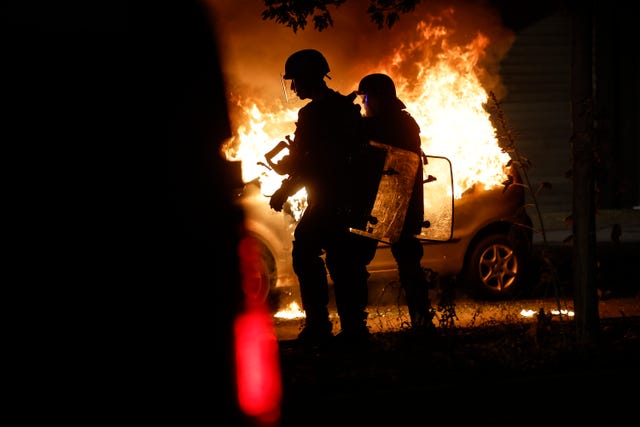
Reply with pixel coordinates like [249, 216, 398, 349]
[359, 92, 373, 117]
[280, 74, 297, 104]
[280, 73, 328, 103]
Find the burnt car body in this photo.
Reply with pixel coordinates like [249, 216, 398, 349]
[368, 174, 533, 299]
[240, 158, 532, 306]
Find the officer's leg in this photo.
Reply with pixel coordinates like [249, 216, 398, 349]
[292, 211, 332, 337]
[326, 232, 375, 335]
[392, 236, 434, 328]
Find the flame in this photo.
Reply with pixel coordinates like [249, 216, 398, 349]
[390, 21, 511, 198]
[520, 308, 575, 318]
[223, 97, 308, 220]
[223, 98, 298, 195]
[222, 13, 511, 220]
[273, 301, 306, 320]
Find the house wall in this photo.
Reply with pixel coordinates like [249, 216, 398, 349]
[499, 10, 573, 214]
[498, 5, 639, 215]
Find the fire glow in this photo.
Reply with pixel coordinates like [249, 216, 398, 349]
[273, 301, 306, 320]
[222, 14, 511, 212]
[520, 308, 575, 318]
[221, 10, 515, 321]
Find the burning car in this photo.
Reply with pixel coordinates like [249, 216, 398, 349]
[222, 11, 535, 305]
[365, 162, 533, 300]
[236, 147, 532, 305]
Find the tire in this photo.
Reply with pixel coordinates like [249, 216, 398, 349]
[465, 233, 526, 299]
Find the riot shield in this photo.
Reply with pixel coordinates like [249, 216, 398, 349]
[349, 141, 420, 244]
[349, 144, 453, 244]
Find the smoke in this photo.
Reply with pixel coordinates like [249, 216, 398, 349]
[209, 0, 514, 122]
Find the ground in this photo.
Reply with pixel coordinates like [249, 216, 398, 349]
[273, 232, 640, 425]
[276, 314, 640, 425]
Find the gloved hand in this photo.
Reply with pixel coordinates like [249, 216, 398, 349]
[269, 187, 289, 212]
[272, 154, 292, 175]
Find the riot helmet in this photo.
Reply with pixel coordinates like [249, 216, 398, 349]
[357, 73, 405, 110]
[283, 49, 330, 80]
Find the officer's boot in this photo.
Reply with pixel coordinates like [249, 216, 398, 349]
[296, 306, 333, 346]
[405, 281, 436, 331]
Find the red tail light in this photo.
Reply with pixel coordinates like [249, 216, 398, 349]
[234, 235, 282, 426]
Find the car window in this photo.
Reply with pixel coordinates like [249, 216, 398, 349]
[419, 155, 454, 242]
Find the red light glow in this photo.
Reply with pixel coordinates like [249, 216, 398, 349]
[234, 308, 282, 425]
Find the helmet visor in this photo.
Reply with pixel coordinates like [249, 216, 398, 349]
[280, 74, 297, 103]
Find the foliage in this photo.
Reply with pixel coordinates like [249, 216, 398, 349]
[261, 0, 345, 33]
[488, 90, 575, 335]
[366, 0, 422, 29]
[261, 0, 421, 32]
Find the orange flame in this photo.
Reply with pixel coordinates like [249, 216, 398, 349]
[222, 14, 510, 218]
[388, 20, 510, 198]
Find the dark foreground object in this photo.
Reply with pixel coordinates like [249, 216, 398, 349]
[279, 317, 640, 425]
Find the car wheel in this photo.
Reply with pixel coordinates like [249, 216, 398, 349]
[242, 235, 277, 304]
[465, 233, 524, 299]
